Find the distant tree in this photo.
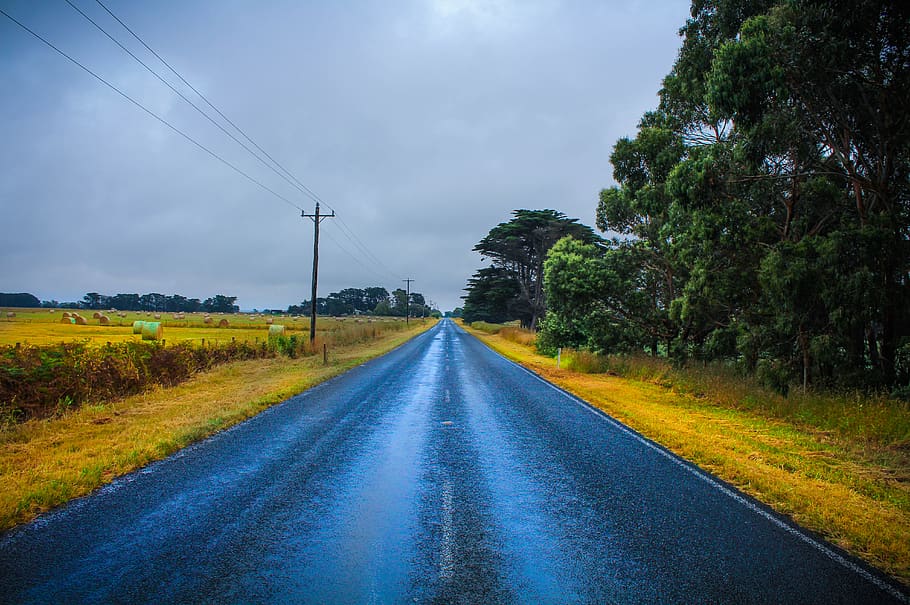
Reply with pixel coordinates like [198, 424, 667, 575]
[0, 293, 41, 308]
[463, 210, 600, 328]
[109, 293, 140, 311]
[390, 288, 409, 317]
[203, 295, 238, 313]
[462, 267, 524, 325]
[82, 293, 104, 310]
[373, 300, 393, 316]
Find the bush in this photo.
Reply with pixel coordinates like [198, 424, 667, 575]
[0, 319, 416, 424]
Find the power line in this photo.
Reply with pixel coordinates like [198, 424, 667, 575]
[0, 7, 303, 212]
[66, 0, 318, 207]
[302, 202, 334, 342]
[91, 0, 403, 280]
[93, 0, 320, 206]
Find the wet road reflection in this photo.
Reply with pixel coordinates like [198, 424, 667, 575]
[0, 320, 905, 604]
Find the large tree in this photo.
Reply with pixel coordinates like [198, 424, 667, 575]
[542, 0, 910, 392]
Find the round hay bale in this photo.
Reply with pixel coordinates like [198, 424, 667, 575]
[204, 317, 214, 324]
[132, 321, 145, 334]
[92, 312, 102, 319]
[218, 319, 229, 328]
[6, 312, 15, 319]
[265, 317, 274, 325]
[154, 313, 161, 319]
[268, 324, 285, 340]
[141, 322, 163, 341]
[99, 315, 110, 325]
[61, 316, 75, 324]
[62, 311, 72, 319]
[74, 315, 87, 325]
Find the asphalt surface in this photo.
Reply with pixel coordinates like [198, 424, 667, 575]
[0, 319, 906, 604]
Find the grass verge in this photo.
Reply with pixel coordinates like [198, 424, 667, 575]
[0, 319, 436, 531]
[460, 322, 910, 587]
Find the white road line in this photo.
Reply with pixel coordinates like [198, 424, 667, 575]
[456, 323, 908, 603]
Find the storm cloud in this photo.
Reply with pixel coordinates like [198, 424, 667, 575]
[0, 0, 689, 311]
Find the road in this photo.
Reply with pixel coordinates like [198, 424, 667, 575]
[0, 319, 905, 604]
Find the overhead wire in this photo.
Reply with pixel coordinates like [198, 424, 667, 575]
[91, 0, 404, 281]
[0, 7, 304, 212]
[6, 3, 406, 286]
[65, 0, 316, 207]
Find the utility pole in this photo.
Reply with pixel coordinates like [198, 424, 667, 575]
[403, 278, 414, 325]
[302, 202, 334, 342]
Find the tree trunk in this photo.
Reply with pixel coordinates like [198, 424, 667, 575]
[798, 327, 810, 392]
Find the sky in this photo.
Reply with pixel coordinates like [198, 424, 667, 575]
[0, 0, 691, 312]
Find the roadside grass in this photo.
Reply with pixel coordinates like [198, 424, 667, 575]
[459, 322, 910, 586]
[0, 319, 436, 531]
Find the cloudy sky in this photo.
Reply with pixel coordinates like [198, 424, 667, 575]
[1, 0, 690, 311]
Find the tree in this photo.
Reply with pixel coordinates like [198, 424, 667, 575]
[462, 267, 525, 325]
[82, 293, 104, 310]
[0, 293, 41, 308]
[203, 295, 238, 313]
[467, 209, 601, 329]
[539, 0, 910, 393]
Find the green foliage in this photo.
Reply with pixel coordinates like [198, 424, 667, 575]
[541, 0, 910, 394]
[0, 293, 41, 308]
[464, 209, 601, 329]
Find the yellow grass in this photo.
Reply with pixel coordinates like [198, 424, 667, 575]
[0, 307, 401, 347]
[461, 322, 910, 586]
[0, 319, 436, 530]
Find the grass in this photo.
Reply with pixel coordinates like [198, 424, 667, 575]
[0, 307, 404, 347]
[0, 318, 436, 531]
[460, 321, 910, 587]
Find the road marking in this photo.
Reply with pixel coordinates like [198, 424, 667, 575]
[462, 327, 910, 603]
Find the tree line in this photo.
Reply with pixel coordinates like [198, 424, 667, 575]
[290, 286, 439, 317]
[465, 0, 910, 394]
[70, 292, 238, 313]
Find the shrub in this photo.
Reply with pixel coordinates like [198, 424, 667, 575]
[0, 319, 416, 424]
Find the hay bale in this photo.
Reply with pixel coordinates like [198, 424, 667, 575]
[141, 322, 163, 340]
[74, 315, 87, 325]
[132, 321, 145, 334]
[99, 315, 110, 325]
[92, 312, 102, 319]
[5, 312, 15, 319]
[61, 316, 75, 324]
[154, 313, 161, 319]
[204, 317, 214, 324]
[268, 324, 285, 340]
[265, 317, 274, 325]
[218, 319, 229, 328]
[62, 311, 72, 319]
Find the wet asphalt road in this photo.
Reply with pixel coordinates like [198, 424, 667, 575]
[0, 319, 906, 604]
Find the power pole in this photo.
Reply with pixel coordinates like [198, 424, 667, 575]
[302, 202, 334, 342]
[403, 278, 414, 325]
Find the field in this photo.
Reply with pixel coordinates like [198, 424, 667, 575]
[0, 307, 399, 347]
